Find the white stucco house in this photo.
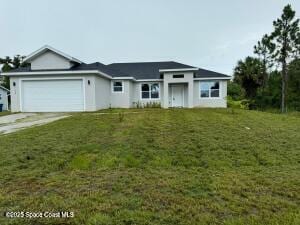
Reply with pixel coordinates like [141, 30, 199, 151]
[0, 85, 9, 111]
[1, 45, 231, 112]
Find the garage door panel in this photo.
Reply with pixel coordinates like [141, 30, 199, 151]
[22, 79, 84, 112]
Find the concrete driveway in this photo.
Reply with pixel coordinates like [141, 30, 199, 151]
[0, 113, 70, 134]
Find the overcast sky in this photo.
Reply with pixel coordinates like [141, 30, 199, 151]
[1, 0, 299, 75]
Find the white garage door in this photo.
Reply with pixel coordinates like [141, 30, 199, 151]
[21, 79, 84, 112]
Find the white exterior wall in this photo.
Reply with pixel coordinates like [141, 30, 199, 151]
[9, 75, 228, 112]
[0, 88, 9, 111]
[129, 81, 134, 107]
[9, 75, 97, 112]
[110, 80, 132, 108]
[9, 77, 20, 112]
[95, 76, 110, 109]
[31, 51, 72, 70]
[193, 80, 227, 108]
[81, 75, 95, 111]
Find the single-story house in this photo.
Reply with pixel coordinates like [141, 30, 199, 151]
[1, 45, 231, 112]
[0, 85, 9, 111]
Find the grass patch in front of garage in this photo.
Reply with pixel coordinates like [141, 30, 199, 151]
[0, 111, 11, 117]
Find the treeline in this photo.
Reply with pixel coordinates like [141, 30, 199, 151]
[0, 55, 28, 89]
[229, 5, 300, 112]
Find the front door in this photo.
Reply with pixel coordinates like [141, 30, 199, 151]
[172, 85, 184, 107]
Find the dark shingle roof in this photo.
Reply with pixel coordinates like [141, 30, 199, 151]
[8, 62, 129, 77]
[195, 68, 230, 78]
[5, 67, 31, 72]
[72, 62, 129, 77]
[7, 61, 230, 79]
[106, 61, 195, 79]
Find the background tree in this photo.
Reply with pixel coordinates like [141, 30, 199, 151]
[254, 71, 282, 110]
[265, 4, 300, 113]
[254, 34, 275, 87]
[0, 55, 28, 89]
[233, 56, 265, 99]
[287, 59, 300, 110]
[0, 56, 13, 72]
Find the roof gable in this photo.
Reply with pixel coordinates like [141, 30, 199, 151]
[24, 45, 82, 64]
[24, 46, 83, 70]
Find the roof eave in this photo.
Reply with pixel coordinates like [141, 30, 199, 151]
[112, 77, 135, 80]
[0, 70, 110, 79]
[0, 86, 9, 92]
[193, 77, 231, 80]
[24, 45, 83, 64]
[159, 68, 199, 72]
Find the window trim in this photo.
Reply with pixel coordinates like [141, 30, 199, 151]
[112, 80, 124, 93]
[199, 81, 221, 99]
[140, 82, 160, 100]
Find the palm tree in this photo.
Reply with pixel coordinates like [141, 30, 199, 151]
[233, 56, 265, 99]
[0, 56, 13, 72]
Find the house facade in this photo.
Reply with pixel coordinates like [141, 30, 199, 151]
[0, 86, 9, 111]
[2, 46, 231, 112]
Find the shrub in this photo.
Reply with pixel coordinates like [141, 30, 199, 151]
[133, 101, 143, 108]
[133, 101, 161, 108]
[227, 96, 242, 109]
[228, 81, 244, 100]
[227, 96, 254, 110]
[144, 101, 161, 108]
[118, 112, 125, 122]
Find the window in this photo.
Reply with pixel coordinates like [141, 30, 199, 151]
[0, 94, 2, 100]
[112, 81, 123, 93]
[141, 83, 160, 99]
[200, 81, 220, 98]
[173, 74, 184, 78]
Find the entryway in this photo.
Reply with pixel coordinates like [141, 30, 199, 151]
[171, 84, 184, 107]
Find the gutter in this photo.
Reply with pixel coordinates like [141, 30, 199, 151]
[1, 71, 231, 82]
[159, 68, 199, 72]
[1, 70, 113, 80]
[193, 77, 231, 80]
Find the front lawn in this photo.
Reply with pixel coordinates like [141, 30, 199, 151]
[0, 109, 299, 225]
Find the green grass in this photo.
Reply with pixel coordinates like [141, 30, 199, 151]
[0, 111, 11, 117]
[0, 108, 299, 225]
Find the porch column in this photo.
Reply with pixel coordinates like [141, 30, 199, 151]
[163, 81, 169, 108]
[188, 81, 193, 108]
